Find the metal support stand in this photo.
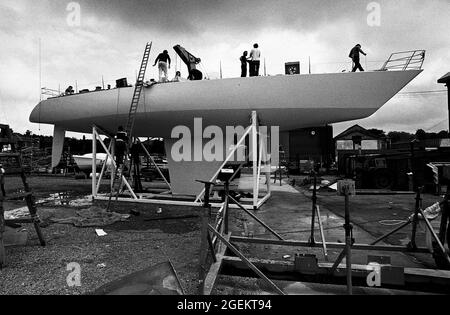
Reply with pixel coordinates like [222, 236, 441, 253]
[200, 174, 450, 294]
[198, 180, 215, 294]
[330, 182, 354, 295]
[309, 172, 318, 245]
[198, 177, 285, 295]
[91, 112, 272, 211]
[208, 225, 285, 295]
[409, 189, 422, 250]
[308, 172, 328, 260]
[316, 206, 329, 261]
[194, 111, 271, 210]
[224, 181, 230, 235]
[370, 187, 450, 268]
[344, 189, 353, 295]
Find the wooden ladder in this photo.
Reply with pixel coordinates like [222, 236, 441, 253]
[0, 153, 46, 268]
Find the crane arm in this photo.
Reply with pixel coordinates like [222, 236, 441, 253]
[173, 45, 203, 80]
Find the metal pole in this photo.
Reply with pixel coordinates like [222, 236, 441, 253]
[252, 111, 258, 209]
[409, 189, 422, 249]
[344, 188, 353, 295]
[224, 181, 230, 234]
[447, 84, 450, 135]
[370, 220, 412, 246]
[316, 205, 329, 261]
[92, 127, 97, 198]
[229, 195, 284, 240]
[264, 58, 267, 76]
[410, 141, 417, 191]
[198, 182, 211, 294]
[310, 171, 317, 244]
[208, 225, 285, 295]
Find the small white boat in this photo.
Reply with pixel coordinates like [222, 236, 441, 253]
[73, 153, 111, 174]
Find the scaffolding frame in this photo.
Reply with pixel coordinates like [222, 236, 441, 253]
[91, 111, 273, 210]
[198, 179, 450, 295]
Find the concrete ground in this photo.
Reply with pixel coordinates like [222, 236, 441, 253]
[214, 175, 446, 294]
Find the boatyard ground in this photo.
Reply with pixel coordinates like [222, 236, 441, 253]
[0, 175, 443, 295]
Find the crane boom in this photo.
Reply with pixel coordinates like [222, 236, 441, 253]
[173, 45, 203, 80]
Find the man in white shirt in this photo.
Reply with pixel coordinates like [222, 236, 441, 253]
[249, 43, 261, 77]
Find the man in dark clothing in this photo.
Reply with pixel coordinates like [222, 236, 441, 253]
[240, 51, 250, 77]
[115, 126, 128, 167]
[0, 164, 5, 197]
[153, 50, 172, 82]
[349, 44, 367, 72]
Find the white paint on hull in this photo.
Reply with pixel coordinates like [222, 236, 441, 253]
[30, 70, 422, 137]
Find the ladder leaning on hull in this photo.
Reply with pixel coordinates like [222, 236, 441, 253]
[107, 42, 153, 209]
[125, 42, 153, 143]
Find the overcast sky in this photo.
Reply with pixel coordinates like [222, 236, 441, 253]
[0, 0, 449, 137]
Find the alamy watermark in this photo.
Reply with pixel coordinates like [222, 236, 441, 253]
[66, 2, 81, 27]
[366, 263, 382, 287]
[66, 262, 82, 287]
[367, 2, 381, 27]
[170, 118, 279, 163]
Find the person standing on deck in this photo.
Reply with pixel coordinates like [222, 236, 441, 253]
[0, 164, 5, 197]
[153, 50, 171, 82]
[249, 44, 261, 77]
[240, 51, 250, 77]
[349, 44, 367, 72]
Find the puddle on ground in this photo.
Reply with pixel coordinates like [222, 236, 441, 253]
[297, 215, 341, 226]
[5, 192, 93, 220]
[35, 192, 93, 207]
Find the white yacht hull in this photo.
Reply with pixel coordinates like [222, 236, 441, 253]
[30, 71, 422, 136]
[30, 70, 422, 195]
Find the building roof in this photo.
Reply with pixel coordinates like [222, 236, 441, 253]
[334, 124, 386, 141]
